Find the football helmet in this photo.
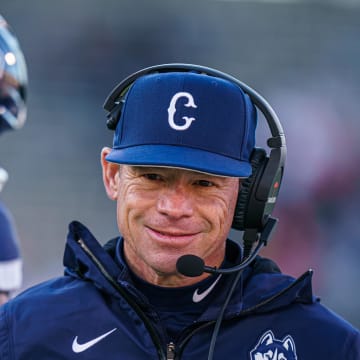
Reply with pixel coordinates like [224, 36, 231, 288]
[0, 15, 27, 134]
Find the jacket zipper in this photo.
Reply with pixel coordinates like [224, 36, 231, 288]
[166, 342, 175, 360]
[77, 237, 167, 360]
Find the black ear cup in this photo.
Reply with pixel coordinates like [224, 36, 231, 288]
[232, 148, 267, 231]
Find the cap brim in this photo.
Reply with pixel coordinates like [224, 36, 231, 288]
[105, 145, 252, 178]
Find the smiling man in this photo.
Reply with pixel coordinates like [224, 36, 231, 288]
[0, 64, 359, 359]
[101, 163, 239, 287]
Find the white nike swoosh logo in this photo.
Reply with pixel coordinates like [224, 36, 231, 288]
[192, 275, 222, 303]
[72, 328, 117, 353]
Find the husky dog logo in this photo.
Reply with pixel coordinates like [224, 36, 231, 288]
[250, 330, 297, 360]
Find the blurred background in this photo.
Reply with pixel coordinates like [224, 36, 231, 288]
[1, 0, 360, 328]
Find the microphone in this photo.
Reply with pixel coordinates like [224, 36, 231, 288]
[176, 217, 278, 277]
[176, 248, 259, 277]
[176, 254, 220, 277]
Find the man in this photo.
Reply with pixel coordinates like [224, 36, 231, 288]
[0, 64, 359, 359]
[0, 15, 27, 305]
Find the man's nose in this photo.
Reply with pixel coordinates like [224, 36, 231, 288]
[156, 184, 194, 218]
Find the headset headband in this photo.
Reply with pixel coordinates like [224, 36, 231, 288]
[104, 63, 285, 146]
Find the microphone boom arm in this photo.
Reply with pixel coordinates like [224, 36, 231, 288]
[203, 217, 278, 275]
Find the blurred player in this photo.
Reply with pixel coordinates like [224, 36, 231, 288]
[0, 14, 28, 304]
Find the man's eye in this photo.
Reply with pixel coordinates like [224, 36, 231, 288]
[195, 179, 214, 187]
[143, 173, 162, 181]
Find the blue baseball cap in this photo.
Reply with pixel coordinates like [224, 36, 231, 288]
[106, 72, 257, 177]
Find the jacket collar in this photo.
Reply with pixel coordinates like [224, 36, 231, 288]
[63, 221, 316, 318]
[63, 221, 123, 298]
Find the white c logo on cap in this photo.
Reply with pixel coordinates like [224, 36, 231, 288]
[167, 92, 197, 131]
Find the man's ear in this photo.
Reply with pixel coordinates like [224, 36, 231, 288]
[101, 147, 120, 200]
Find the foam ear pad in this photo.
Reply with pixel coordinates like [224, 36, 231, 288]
[232, 148, 267, 230]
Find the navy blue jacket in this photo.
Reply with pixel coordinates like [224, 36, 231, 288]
[0, 221, 359, 359]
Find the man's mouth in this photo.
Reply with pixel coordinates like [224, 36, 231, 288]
[145, 226, 201, 244]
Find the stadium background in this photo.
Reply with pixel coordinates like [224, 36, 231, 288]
[1, 0, 360, 328]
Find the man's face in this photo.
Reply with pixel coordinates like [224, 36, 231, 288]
[102, 149, 240, 286]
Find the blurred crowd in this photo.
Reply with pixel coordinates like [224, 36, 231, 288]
[261, 83, 360, 324]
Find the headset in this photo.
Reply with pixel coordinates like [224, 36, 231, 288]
[103, 63, 286, 257]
